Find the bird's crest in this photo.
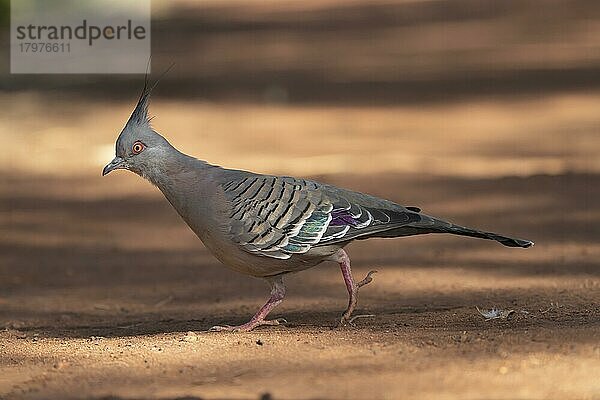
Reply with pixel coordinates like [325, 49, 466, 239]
[126, 61, 174, 129]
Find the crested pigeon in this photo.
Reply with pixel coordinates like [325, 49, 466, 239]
[103, 86, 534, 332]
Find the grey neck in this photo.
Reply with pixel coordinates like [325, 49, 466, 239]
[141, 145, 210, 190]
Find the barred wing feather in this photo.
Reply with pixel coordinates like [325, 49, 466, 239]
[222, 175, 420, 259]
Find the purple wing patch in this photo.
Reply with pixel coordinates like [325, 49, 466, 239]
[330, 209, 360, 227]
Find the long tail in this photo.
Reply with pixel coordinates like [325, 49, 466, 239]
[437, 222, 534, 248]
[372, 213, 534, 248]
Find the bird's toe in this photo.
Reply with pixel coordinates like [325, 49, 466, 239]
[208, 325, 233, 332]
[357, 270, 378, 288]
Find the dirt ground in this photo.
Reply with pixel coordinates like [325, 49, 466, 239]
[1, 89, 599, 399]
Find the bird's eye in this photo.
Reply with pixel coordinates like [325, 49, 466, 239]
[131, 141, 145, 155]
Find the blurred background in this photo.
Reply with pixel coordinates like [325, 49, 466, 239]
[2, 0, 600, 177]
[1, 1, 599, 399]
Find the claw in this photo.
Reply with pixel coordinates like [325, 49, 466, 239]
[357, 270, 378, 288]
[348, 314, 375, 325]
[337, 313, 375, 327]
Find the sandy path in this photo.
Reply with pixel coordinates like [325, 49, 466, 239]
[1, 169, 598, 399]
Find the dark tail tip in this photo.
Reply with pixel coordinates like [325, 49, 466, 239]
[499, 237, 534, 248]
[442, 222, 534, 249]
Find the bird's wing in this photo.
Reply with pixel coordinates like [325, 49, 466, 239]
[221, 175, 421, 259]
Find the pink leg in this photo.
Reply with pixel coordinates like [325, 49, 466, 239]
[333, 249, 377, 326]
[209, 275, 287, 332]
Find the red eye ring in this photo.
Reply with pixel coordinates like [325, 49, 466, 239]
[131, 141, 145, 155]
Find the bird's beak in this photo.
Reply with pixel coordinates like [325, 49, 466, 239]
[102, 156, 126, 176]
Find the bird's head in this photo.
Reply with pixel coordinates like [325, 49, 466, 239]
[102, 85, 173, 179]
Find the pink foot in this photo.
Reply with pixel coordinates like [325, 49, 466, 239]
[208, 276, 287, 332]
[331, 249, 377, 326]
[209, 318, 287, 332]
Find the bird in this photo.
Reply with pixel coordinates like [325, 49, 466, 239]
[102, 84, 534, 332]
